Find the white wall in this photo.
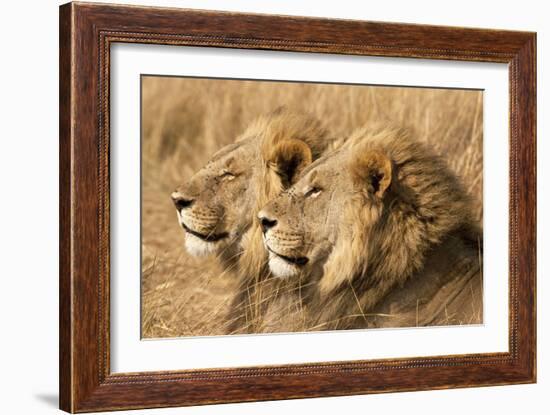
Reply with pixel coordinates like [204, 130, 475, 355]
[0, 0, 546, 414]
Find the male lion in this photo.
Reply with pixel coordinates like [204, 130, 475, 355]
[259, 124, 482, 330]
[171, 108, 338, 332]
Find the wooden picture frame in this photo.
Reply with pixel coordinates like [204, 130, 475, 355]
[59, 2, 536, 412]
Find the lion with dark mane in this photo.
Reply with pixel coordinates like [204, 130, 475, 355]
[259, 124, 482, 330]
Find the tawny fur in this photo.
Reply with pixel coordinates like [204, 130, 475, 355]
[323, 125, 475, 292]
[260, 124, 482, 331]
[172, 107, 339, 333]
[227, 112, 341, 333]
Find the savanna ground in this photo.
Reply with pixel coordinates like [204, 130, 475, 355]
[141, 76, 483, 338]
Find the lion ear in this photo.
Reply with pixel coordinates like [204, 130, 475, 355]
[351, 149, 392, 198]
[267, 139, 313, 187]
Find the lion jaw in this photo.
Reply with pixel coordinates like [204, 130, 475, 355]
[267, 252, 301, 279]
[184, 232, 226, 257]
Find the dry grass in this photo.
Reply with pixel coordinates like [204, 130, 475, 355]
[141, 76, 483, 338]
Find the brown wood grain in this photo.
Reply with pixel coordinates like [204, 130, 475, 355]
[59, 3, 73, 411]
[59, 2, 537, 412]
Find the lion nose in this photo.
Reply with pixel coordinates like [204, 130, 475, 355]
[258, 213, 278, 233]
[171, 192, 194, 211]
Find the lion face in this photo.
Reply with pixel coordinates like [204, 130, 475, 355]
[259, 145, 392, 280]
[171, 141, 257, 257]
[171, 109, 331, 258]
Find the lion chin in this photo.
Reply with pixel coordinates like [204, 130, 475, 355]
[184, 233, 226, 257]
[268, 253, 300, 279]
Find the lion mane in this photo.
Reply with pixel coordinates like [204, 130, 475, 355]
[309, 125, 483, 329]
[224, 109, 340, 333]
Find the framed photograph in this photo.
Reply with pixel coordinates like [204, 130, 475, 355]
[59, 2, 536, 412]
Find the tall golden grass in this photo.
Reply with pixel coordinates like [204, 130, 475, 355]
[141, 75, 483, 338]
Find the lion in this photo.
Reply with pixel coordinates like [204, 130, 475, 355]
[170, 107, 339, 332]
[258, 124, 483, 330]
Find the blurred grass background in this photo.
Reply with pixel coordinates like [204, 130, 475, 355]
[141, 75, 483, 338]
